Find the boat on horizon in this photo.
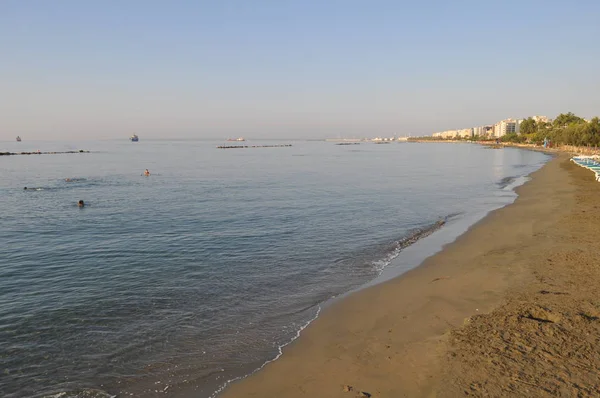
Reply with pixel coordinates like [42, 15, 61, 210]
[16, 136, 21, 142]
[130, 134, 139, 142]
[227, 137, 245, 142]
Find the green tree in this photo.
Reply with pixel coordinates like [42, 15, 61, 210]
[589, 117, 600, 147]
[537, 121, 550, 131]
[519, 117, 537, 135]
[553, 112, 585, 128]
[501, 132, 523, 143]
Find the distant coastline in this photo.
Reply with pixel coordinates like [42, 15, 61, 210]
[406, 139, 600, 156]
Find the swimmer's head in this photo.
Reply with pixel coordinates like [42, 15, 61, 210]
[24, 187, 27, 190]
[78, 200, 85, 207]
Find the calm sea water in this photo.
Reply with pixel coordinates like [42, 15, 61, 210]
[0, 140, 549, 398]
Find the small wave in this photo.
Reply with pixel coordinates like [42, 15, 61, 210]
[209, 306, 322, 398]
[501, 176, 531, 191]
[42, 389, 115, 398]
[371, 218, 447, 273]
[497, 176, 517, 189]
[22, 177, 131, 193]
[446, 212, 463, 220]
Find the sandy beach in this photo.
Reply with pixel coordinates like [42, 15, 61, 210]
[221, 153, 600, 397]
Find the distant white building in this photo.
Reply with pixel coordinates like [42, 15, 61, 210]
[433, 120, 524, 139]
[433, 130, 459, 139]
[432, 127, 474, 139]
[457, 128, 473, 138]
[531, 115, 551, 124]
[493, 119, 520, 137]
[472, 126, 487, 137]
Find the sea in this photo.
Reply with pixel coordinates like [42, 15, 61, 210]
[0, 139, 550, 398]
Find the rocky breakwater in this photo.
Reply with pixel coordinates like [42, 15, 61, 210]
[216, 144, 292, 149]
[0, 150, 90, 156]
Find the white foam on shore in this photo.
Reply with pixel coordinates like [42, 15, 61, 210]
[42, 390, 116, 398]
[371, 219, 449, 274]
[502, 175, 531, 191]
[209, 305, 322, 398]
[367, 162, 542, 289]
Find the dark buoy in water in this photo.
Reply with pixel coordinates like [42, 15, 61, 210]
[78, 200, 85, 207]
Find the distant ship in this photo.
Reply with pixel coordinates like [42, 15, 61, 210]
[130, 134, 139, 142]
[227, 137, 245, 142]
[16, 136, 21, 142]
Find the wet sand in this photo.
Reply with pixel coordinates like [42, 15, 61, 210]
[221, 154, 600, 397]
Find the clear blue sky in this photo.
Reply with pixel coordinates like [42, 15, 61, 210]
[1, 0, 599, 140]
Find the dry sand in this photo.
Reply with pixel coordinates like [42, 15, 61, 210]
[221, 154, 600, 398]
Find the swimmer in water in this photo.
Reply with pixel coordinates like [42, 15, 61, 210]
[78, 200, 85, 207]
[143, 169, 150, 176]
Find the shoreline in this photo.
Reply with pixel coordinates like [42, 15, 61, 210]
[209, 158, 546, 397]
[204, 215, 485, 398]
[219, 152, 591, 397]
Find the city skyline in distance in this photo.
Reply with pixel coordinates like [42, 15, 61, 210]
[1, 1, 599, 141]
